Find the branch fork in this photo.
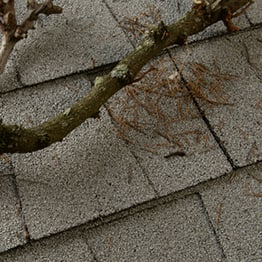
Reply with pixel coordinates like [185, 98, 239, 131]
[0, 0, 62, 74]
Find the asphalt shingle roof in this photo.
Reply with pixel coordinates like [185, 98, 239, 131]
[0, 0, 261, 261]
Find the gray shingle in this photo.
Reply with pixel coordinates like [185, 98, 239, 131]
[0, 177, 25, 252]
[200, 163, 262, 261]
[86, 194, 225, 261]
[170, 27, 262, 167]
[0, 74, 155, 239]
[13, 0, 132, 85]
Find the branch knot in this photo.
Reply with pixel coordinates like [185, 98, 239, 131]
[111, 64, 132, 84]
[143, 21, 169, 46]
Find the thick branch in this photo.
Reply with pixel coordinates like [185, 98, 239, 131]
[0, 0, 253, 153]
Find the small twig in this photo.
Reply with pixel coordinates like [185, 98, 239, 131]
[133, 65, 157, 83]
[0, 0, 62, 74]
[231, 1, 254, 18]
[222, 1, 253, 32]
[164, 151, 186, 158]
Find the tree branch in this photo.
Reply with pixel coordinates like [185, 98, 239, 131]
[0, 0, 253, 153]
[0, 0, 62, 74]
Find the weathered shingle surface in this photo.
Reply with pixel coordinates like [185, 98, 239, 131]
[0, 1, 261, 261]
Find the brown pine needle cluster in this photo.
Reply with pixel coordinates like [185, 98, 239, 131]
[185, 61, 236, 108]
[107, 55, 236, 154]
[108, 6, 237, 154]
